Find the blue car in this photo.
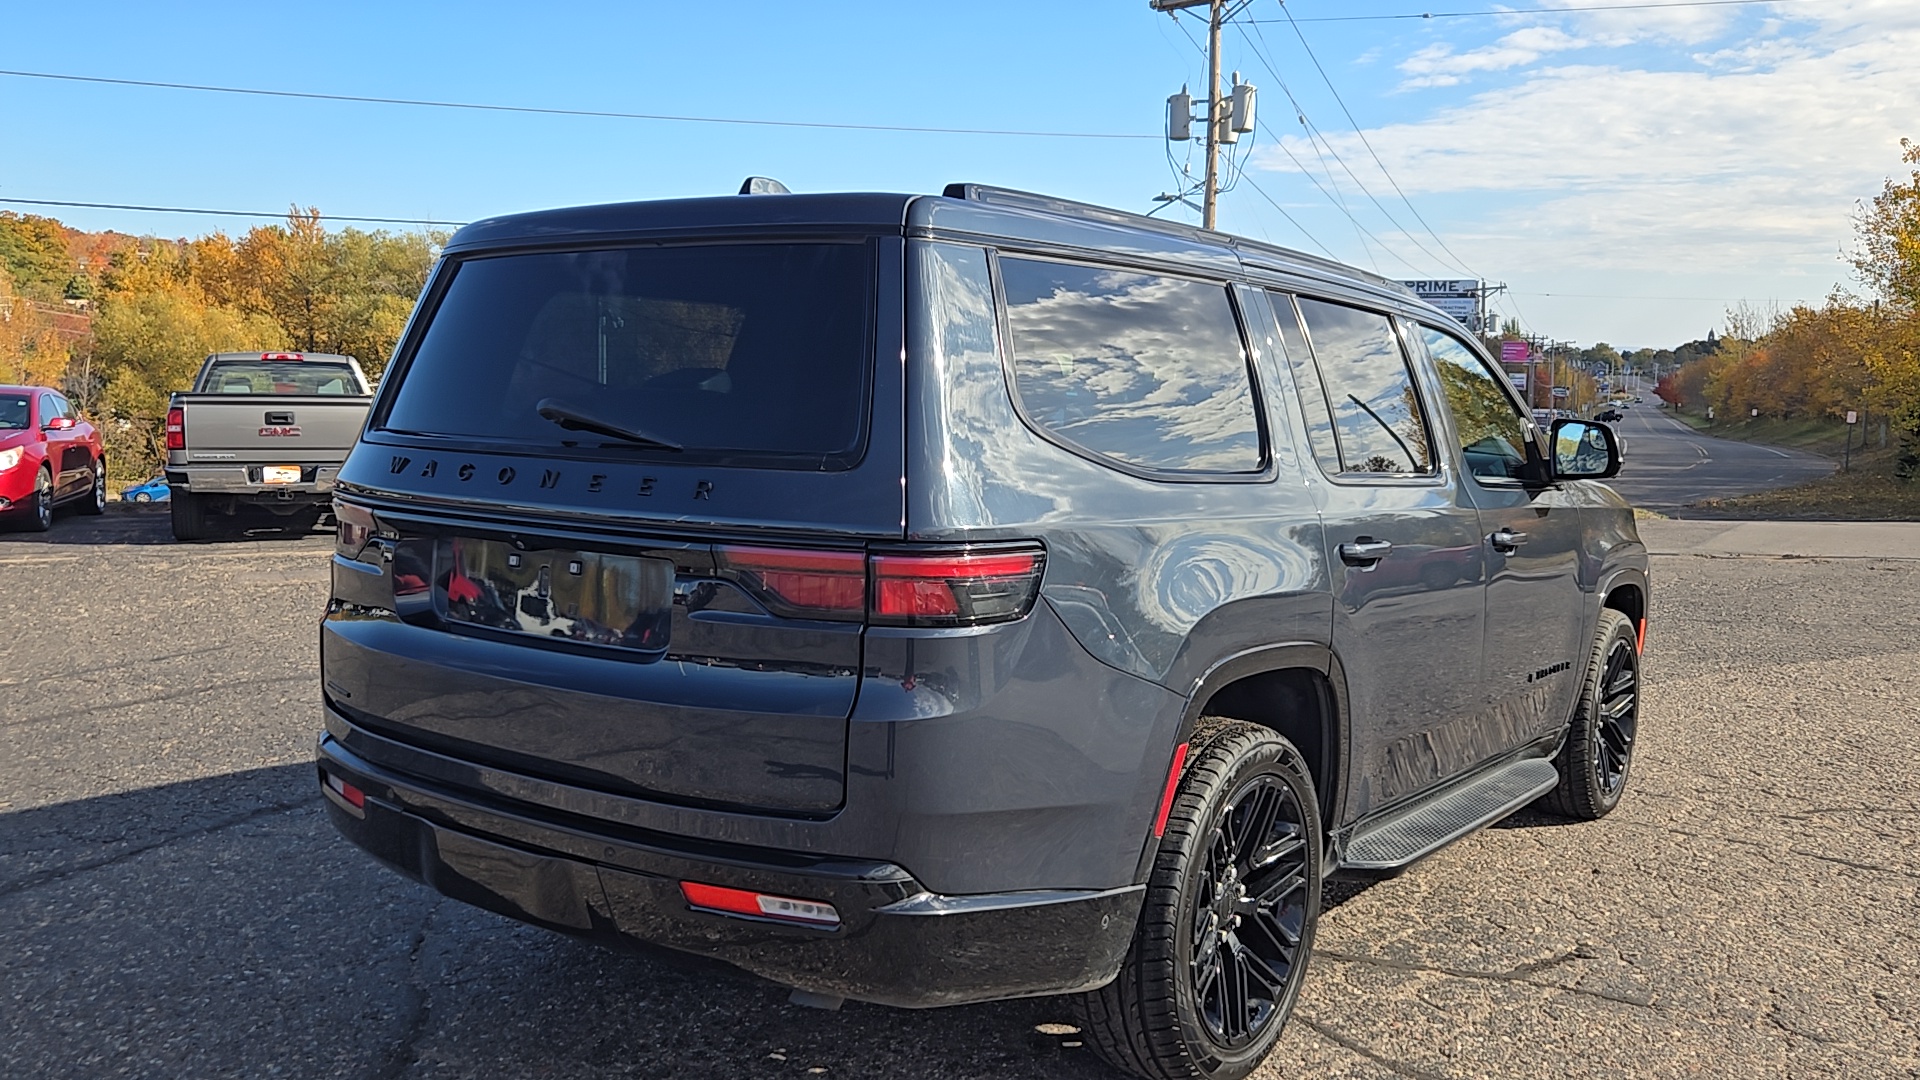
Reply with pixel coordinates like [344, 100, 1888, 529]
[120, 476, 171, 503]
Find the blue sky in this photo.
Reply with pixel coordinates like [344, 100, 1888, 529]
[2, 0, 1914, 348]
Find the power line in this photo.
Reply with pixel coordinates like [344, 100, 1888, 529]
[0, 198, 461, 226]
[0, 68, 1157, 141]
[1238, 174, 1337, 258]
[1268, 3, 1483, 279]
[1238, 21, 1454, 274]
[1256, 0, 1824, 23]
[1515, 290, 1787, 301]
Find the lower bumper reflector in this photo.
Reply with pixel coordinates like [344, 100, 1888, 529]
[680, 881, 841, 927]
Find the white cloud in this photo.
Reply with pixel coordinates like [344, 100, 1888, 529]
[1257, 6, 1920, 278]
[1400, 26, 1591, 86]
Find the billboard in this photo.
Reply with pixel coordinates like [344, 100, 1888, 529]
[1499, 340, 1530, 363]
[1400, 279, 1482, 332]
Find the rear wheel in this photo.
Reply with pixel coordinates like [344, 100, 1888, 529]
[1074, 719, 1321, 1080]
[133, 491, 153, 503]
[170, 491, 213, 541]
[78, 458, 106, 515]
[1540, 609, 1640, 820]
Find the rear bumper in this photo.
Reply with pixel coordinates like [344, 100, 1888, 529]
[166, 464, 340, 498]
[317, 733, 1141, 1008]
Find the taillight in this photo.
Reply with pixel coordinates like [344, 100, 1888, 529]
[716, 546, 866, 621]
[870, 547, 1045, 627]
[260, 351, 304, 361]
[718, 543, 1045, 626]
[164, 407, 185, 451]
[334, 498, 375, 561]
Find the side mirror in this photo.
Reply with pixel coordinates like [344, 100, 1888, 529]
[44, 416, 75, 431]
[1550, 419, 1621, 480]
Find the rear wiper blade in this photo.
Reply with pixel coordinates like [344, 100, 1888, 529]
[536, 397, 682, 452]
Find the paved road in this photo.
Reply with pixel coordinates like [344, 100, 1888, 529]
[3, 509, 1917, 1079]
[1604, 405, 1834, 512]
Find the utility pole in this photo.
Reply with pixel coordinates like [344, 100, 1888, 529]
[1154, 0, 1253, 230]
[1202, 0, 1224, 229]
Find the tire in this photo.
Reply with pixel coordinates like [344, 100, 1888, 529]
[170, 491, 212, 541]
[17, 467, 55, 532]
[78, 458, 106, 515]
[1073, 718, 1322, 1080]
[133, 492, 153, 503]
[1540, 609, 1641, 820]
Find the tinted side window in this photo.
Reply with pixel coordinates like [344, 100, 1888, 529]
[999, 257, 1262, 474]
[1421, 326, 1532, 481]
[1294, 299, 1433, 475]
[1268, 292, 1342, 476]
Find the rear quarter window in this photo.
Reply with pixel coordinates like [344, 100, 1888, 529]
[998, 256, 1262, 475]
[379, 242, 874, 469]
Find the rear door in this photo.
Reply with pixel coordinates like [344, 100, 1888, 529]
[1417, 324, 1587, 744]
[1271, 293, 1490, 818]
[328, 236, 904, 816]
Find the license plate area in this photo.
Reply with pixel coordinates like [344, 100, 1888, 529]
[439, 537, 674, 654]
[261, 465, 302, 484]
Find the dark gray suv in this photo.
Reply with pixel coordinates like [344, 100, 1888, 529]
[318, 183, 1648, 1080]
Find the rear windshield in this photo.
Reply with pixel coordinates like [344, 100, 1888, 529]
[380, 242, 874, 467]
[205, 361, 361, 395]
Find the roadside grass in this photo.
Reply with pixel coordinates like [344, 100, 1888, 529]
[1659, 406, 1918, 520]
[1691, 460, 1920, 520]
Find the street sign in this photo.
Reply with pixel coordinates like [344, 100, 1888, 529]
[1508, 373, 1528, 393]
[1551, 386, 1570, 399]
[1500, 340, 1529, 363]
[1400, 279, 1481, 332]
[1846, 410, 1859, 424]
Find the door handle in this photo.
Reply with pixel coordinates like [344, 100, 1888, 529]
[1339, 538, 1394, 565]
[1490, 528, 1529, 552]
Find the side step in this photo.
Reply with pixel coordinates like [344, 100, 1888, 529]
[1341, 757, 1561, 870]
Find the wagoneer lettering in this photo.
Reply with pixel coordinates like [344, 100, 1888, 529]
[318, 182, 1648, 1080]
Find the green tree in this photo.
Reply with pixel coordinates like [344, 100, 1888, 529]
[0, 212, 74, 301]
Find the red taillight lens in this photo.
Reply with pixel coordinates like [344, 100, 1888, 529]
[680, 881, 840, 927]
[333, 498, 375, 561]
[260, 351, 304, 361]
[717, 543, 1046, 626]
[716, 545, 866, 620]
[870, 547, 1045, 627]
[164, 407, 185, 451]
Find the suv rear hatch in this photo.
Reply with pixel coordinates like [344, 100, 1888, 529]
[326, 234, 904, 817]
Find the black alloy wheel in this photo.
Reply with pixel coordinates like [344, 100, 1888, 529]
[1074, 718, 1322, 1080]
[1590, 637, 1638, 799]
[1541, 608, 1640, 820]
[1189, 774, 1313, 1049]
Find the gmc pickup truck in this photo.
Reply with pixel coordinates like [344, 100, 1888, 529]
[165, 351, 373, 540]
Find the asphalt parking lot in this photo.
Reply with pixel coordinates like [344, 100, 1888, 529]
[3, 508, 1917, 1079]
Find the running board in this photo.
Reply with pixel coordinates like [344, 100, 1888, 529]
[1340, 758, 1561, 870]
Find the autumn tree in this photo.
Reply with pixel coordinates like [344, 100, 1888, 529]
[0, 267, 71, 386]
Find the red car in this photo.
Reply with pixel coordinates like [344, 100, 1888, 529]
[0, 385, 106, 531]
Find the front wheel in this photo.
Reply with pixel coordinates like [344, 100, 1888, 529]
[17, 467, 55, 532]
[1074, 719, 1322, 1080]
[1540, 609, 1641, 820]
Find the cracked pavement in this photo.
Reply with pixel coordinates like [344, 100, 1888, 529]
[2, 509, 1916, 1078]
